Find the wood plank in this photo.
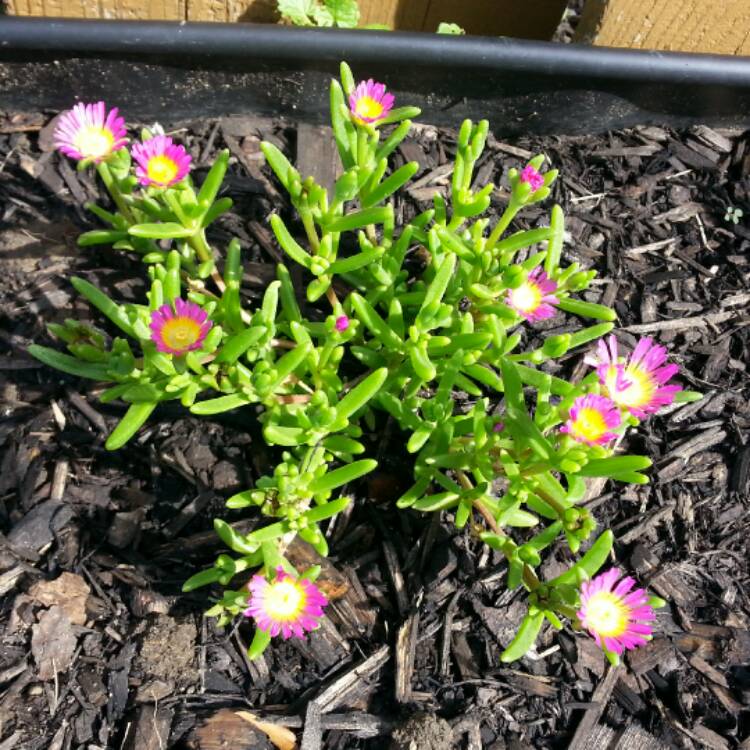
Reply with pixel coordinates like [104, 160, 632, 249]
[577, 0, 750, 55]
[568, 664, 623, 750]
[7, 0, 566, 38]
[296, 123, 340, 197]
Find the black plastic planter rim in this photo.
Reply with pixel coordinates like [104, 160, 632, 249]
[2, 17, 750, 135]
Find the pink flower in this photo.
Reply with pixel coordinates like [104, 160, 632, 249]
[349, 79, 395, 125]
[520, 164, 544, 191]
[335, 315, 350, 332]
[131, 135, 191, 188]
[560, 393, 621, 446]
[54, 101, 127, 162]
[492, 421, 505, 433]
[244, 567, 328, 640]
[585, 335, 682, 419]
[505, 267, 559, 322]
[150, 299, 212, 356]
[578, 568, 655, 656]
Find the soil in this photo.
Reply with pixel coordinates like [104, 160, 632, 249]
[1, 92, 750, 748]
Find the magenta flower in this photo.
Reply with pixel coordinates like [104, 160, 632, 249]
[335, 315, 350, 332]
[560, 393, 621, 446]
[245, 567, 328, 640]
[506, 267, 559, 322]
[150, 299, 212, 356]
[349, 79, 395, 125]
[492, 421, 505, 433]
[578, 568, 655, 655]
[520, 164, 544, 191]
[585, 335, 682, 419]
[132, 135, 191, 188]
[54, 102, 127, 163]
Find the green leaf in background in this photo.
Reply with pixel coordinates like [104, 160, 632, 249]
[437, 21, 465, 34]
[278, 0, 316, 24]
[316, 0, 360, 27]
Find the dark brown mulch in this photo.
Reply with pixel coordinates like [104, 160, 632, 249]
[1, 105, 749, 750]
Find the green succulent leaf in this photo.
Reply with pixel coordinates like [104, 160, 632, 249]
[182, 567, 222, 592]
[500, 611, 545, 663]
[309, 459, 377, 494]
[105, 402, 157, 450]
[577, 456, 652, 478]
[128, 223, 195, 240]
[247, 627, 272, 660]
[551, 530, 614, 586]
[28, 345, 111, 381]
[326, 206, 392, 233]
[70, 277, 136, 337]
[191, 394, 254, 415]
[303, 495, 352, 522]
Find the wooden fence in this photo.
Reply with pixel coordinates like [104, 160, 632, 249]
[5, 0, 567, 39]
[6, 0, 750, 54]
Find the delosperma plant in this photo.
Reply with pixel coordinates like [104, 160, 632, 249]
[31, 63, 701, 665]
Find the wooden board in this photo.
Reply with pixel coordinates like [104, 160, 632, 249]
[576, 0, 750, 55]
[6, 0, 566, 38]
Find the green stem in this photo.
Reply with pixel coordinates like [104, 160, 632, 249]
[472, 480, 541, 593]
[485, 202, 519, 252]
[188, 230, 213, 264]
[188, 231, 225, 293]
[96, 163, 133, 221]
[535, 488, 567, 519]
[301, 211, 320, 254]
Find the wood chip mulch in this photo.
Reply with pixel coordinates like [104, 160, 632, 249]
[0, 107, 749, 749]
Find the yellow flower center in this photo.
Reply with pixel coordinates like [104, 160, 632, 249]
[573, 406, 608, 441]
[585, 592, 628, 637]
[607, 365, 653, 409]
[74, 126, 115, 159]
[264, 580, 305, 621]
[510, 282, 542, 313]
[354, 96, 385, 121]
[161, 317, 202, 351]
[146, 155, 180, 186]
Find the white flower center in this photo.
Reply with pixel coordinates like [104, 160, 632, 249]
[74, 126, 114, 159]
[265, 580, 304, 620]
[585, 592, 627, 636]
[510, 282, 542, 312]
